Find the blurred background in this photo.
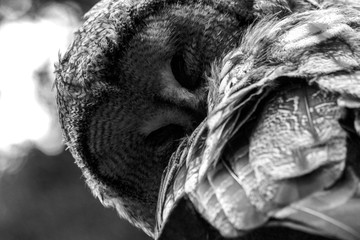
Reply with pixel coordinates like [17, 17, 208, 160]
[0, 0, 151, 239]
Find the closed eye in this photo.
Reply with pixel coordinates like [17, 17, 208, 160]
[145, 124, 185, 146]
[171, 53, 199, 90]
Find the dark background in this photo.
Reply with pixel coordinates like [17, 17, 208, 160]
[0, 0, 152, 239]
[0, 150, 151, 240]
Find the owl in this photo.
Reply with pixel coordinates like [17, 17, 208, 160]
[55, 0, 360, 239]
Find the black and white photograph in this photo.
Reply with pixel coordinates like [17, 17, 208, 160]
[1, 0, 360, 239]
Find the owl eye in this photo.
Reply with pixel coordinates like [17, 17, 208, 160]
[171, 54, 198, 90]
[145, 124, 185, 147]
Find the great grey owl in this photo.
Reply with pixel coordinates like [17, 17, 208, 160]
[55, 0, 360, 239]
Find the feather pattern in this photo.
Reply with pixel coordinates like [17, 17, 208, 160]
[156, 2, 360, 240]
[54, 0, 360, 238]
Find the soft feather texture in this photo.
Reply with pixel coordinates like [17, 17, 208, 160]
[157, 2, 360, 240]
[56, 0, 250, 236]
[55, 0, 360, 239]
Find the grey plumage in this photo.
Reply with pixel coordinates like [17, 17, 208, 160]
[55, 0, 360, 239]
[55, 0, 246, 235]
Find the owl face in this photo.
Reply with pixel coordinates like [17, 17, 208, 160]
[56, 0, 360, 238]
[58, 1, 245, 232]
